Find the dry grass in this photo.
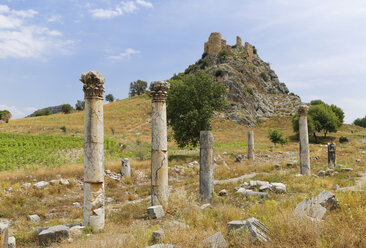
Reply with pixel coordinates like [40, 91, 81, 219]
[1, 96, 366, 247]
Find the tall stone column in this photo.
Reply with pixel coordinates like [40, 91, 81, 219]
[200, 131, 214, 202]
[150, 81, 170, 208]
[328, 142, 336, 167]
[298, 105, 311, 175]
[80, 71, 105, 231]
[248, 130, 255, 160]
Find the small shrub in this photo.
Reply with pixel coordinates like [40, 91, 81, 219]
[247, 87, 254, 96]
[61, 104, 73, 114]
[110, 127, 115, 135]
[253, 46, 257, 54]
[60, 126, 67, 133]
[339, 136, 349, 143]
[75, 100, 85, 111]
[259, 72, 269, 81]
[184, 64, 195, 74]
[268, 129, 287, 147]
[105, 94, 115, 103]
[201, 52, 208, 59]
[198, 59, 208, 69]
[218, 50, 227, 60]
[215, 69, 224, 77]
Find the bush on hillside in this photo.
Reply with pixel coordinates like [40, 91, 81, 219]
[268, 129, 287, 147]
[0, 110, 11, 123]
[61, 104, 73, 114]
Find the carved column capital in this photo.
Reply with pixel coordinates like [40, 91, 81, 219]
[150, 81, 170, 102]
[80, 71, 105, 99]
[298, 105, 309, 116]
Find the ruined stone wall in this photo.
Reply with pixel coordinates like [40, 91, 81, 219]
[204, 32, 243, 56]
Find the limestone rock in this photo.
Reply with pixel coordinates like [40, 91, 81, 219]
[145, 244, 175, 248]
[70, 226, 84, 239]
[203, 232, 228, 248]
[228, 218, 269, 243]
[38, 225, 70, 246]
[0, 222, 9, 248]
[169, 221, 189, 229]
[60, 178, 70, 186]
[27, 214, 40, 222]
[8, 236, 15, 248]
[147, 205, 165, 219]
[33, 181, 49, 189]
[317, 170, 325, 177]
[35, 223, 82, 236]
[293, 190, 338, 221]
[73, 202, 82, 208]
[152, 230, 165, 243]
[200, 203, 212, 210]
[218, 189, 227, 196]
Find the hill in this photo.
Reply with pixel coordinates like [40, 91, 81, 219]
[179, 32, 301, 126]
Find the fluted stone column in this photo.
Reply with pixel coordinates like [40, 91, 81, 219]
[328, 142, 336, 167]
[298, 105, 311, 175]
[248, 130, 254, 160]
[150, 81, 170, 208]
[80, 71, 105, 231]
[200, 131, 214, 202]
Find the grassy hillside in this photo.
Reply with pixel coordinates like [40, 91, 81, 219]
[0, 94, 366, 247]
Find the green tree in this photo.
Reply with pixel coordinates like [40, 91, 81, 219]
[34, 109, 52, 116]
[167, 71, 226, 147]
[268, 129, 287, 147]
[0, 110, 11, 123]
[129, 80, 148, 97]
[292, 101, 344, 141]
[105, 94, 115, 103]
[75, 100, 85, 111]
[61, 104, 73, 114]
[354, 116, 366, 127]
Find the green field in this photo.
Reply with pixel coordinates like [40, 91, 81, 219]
[0, 133, 123, 170]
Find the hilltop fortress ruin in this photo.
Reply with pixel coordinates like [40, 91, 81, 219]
[204, 32, 254, 62]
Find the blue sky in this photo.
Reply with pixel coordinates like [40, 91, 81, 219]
[1, 0, 366, 123]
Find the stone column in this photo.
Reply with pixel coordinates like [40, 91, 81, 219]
[248, 130, 254, 160]
[200, 131, 214, 202]
[298, 105, 311, 175]
[121, 158, 131, 177]
[80, 71, 105, 231]
[150, 81, 170, 208]
[328, 142, 336, 167]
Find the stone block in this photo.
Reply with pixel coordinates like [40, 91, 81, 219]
[152, 230, 165, 243]
[27, 215, 40, 222]
[147, 205, 165, 219]
[38, 225, 70, 246]
[203, 231, 228, 248]
[7, 236, 15, 248]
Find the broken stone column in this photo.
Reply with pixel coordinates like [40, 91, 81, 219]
[200, 131, 214, 202]
[150, 81, 170, 208]
[248, 130, 255, 160]
[121, 158, 131, 177]
[298, 105, 311, 175]
[236, 36, 242, 48]
[80, 71, 105, 231]
[328, 142, 336, 167]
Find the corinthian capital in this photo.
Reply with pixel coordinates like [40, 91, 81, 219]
[298, 105, 309, 116]
[80, 71, 105, 99]
[150, 81, 170, 102]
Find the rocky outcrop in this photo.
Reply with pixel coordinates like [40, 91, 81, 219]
[181, 32, 301, 126]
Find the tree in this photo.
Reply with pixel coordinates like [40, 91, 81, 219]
[34, 109, 52, 116]
[167, 70, 226, 147]
[75, 100, 85, 110]
[61, 104, 73, 114]
[105, 94, 115, 103]
[292, 101, 344, 141]
[0, 110, 11, 123]
[129, 80, 148, 97]
[268, 129, 287, 147]
[354, 116, 366, 128]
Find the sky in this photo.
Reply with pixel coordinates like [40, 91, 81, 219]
[0, 0, 366, 123]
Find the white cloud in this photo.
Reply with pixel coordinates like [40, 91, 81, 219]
[0, 5, 73, 59]
[90, 0, 152, 19]
[136, 0, 153, 8]
[108, 48, 140, 60]
[47, 15, 63, 23]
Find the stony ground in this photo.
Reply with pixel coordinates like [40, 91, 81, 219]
[0, 117, 365, 247]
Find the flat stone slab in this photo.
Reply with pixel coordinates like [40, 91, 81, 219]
[241, 190, 269, 199]
[147, 205, 165, 219]
[35, 223, 82, 236]
[293, 190, 338, 221]
[27, 214, 40, 222]
[228, 218, 270, 244]
[33, 181, 49, 189]
[38, 225, 70, 246]
[203, 232, 228, 248]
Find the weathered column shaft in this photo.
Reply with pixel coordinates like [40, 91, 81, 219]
[121, 158, 131, 177]
[248, 130, 254, 160]
[328, 142, 336, 167]
[200, 131, 214, 202]
[150, 81, 170, 207]
[81, 71, 105, 231]
[298, 105, 311, 175]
